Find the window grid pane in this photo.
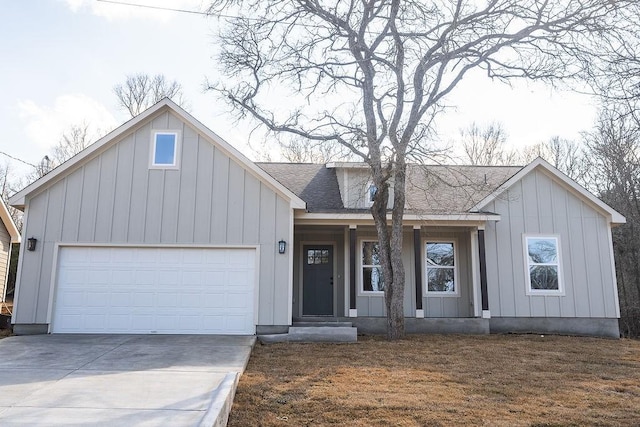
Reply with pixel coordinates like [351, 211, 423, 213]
[363, 267, 384, 291]
[529, 265, 559, 290]
[427, 268, 455, 292]
[307, 249, 329, 265]
[426, 242, 454, 266]
[362, 242, 381, 266]
[527, 238, 558, 264]
[154, 133, 176, 165]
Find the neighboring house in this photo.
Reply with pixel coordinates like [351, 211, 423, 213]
[0, 197, 20, 302]
[8, 99, 625, 338]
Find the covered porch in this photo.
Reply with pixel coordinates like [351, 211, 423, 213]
[290, 213, 496, 334]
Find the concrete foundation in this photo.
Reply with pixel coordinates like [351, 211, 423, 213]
[350, 317, 490, 335]
[260, 325, 358, 343]
[489, 317, 620, 339]
[293, 317, 489, 335]
[255, 325, 289, 334]
[12, 324, 48, 335]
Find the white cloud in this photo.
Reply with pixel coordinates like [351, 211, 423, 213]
[61, 0, 207, 22]
[18, 94, 118, 154]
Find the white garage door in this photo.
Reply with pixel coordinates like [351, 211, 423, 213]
[52, 246, 256, 334]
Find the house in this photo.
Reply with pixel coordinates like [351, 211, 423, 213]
[0, 198, 20, 305]
[8, 99, 624, 338]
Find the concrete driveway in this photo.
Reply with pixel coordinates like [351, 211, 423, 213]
[0, 334, 255, 426]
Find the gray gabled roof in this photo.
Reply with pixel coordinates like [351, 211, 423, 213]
[404, 164, 521, 214]
[258, 162, 520, 214]
[258, 159, 625, 224]
[257, 163, 344, 211]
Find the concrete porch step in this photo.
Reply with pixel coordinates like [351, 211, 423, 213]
[292, 321, 353, 328]
[258, 325, 358, 344]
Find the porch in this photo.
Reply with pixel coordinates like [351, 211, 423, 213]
[291, 219, 493, 332]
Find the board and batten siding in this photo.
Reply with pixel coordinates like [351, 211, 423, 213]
[481, 168, 618, 319]
[14, 110, 293, 327]
[421, 229, 473, 318]
[0, 221, 11, 300]
[352, 228, 474, 318]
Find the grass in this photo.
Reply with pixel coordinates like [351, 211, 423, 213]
[228, 334, 640, 426]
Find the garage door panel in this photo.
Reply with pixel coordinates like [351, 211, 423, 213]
[86, 292, 108, 307]
[52, 247, 256, 334]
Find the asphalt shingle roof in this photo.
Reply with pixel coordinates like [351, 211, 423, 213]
[258, 162, 521, 214]
[257, 163, 344, 211]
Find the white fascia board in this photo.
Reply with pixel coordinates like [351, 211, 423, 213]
[294, 212, 500, 226]
[9, 99, 306, 211]
[471, 157, 626, 225]
[0, 198, 20, 242]
[325, 162, 369, 169]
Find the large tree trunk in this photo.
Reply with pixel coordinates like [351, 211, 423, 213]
[370, 161, 407, 340]
[388, 161, 407, 340]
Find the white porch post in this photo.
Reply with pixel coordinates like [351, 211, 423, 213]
[348, 225, 357, 318]
[470, 227, 481, 318]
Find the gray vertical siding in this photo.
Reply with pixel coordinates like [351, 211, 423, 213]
[482, 168, 618, 319]
[15, 109, 294, 326]
[355, 229, 414, 318]
[337, 168, 394, 209]
[421, 229, 473, 318]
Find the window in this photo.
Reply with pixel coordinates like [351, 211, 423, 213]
[425, 241, 457, 294]
[366, 182, 376, 206]
[525, 236, 563, 294]
[361, 241, 384, 292]
[307, 249, 329, 265]
[150, 131, 180, 168]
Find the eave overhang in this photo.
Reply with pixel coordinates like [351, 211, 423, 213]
[294, 211, 500, 226]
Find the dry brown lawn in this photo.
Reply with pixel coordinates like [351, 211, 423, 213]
[228, 334, 640, 426]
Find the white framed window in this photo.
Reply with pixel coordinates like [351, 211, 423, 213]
[524, 235, 563, 295]
[150, 131, 180, 169]
[424, 240, 458, 295]
[360, 240, 385, 293]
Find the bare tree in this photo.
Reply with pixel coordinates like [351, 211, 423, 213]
[521, 136, 587, 183]
[51, 123, 94, 166]
[208, 0, 640, 339]
[21, 122, 100, 188]
[585, 103, 640, 336]
[0, 163, 23, 232]
[459, 122, 516, 166]
[279, 138, 354, 163]
[114, 74, 186, 117]
[583, 104, 640, 337]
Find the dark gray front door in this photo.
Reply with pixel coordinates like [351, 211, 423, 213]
[303, 245, 333, 315]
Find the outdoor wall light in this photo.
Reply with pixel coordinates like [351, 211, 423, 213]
[27, 237, 37, 252]
[278, 239, 287, 254]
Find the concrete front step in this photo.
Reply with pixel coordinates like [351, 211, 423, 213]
[292, 321, 353, 328]
[259, 326, 358, 344]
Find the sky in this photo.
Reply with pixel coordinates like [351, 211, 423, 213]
[0, 0, 599, 181]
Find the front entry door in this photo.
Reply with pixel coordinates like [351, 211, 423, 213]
[303, 245, 334, 315]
